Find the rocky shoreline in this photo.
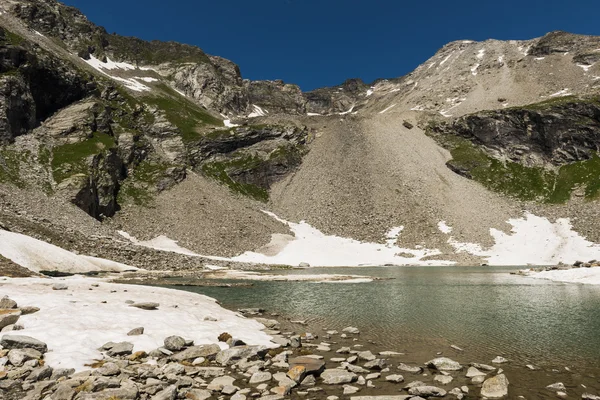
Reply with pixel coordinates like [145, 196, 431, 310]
[2, 292, 599, 400]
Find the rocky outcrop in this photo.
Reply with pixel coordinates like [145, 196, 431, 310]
[529, 31, 600, 57]
[432, 97, 600, 167]
[245, 80, 306, 115]
[305, 78, 369, 114]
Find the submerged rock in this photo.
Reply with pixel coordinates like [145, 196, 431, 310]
[481, 373, 509, 398]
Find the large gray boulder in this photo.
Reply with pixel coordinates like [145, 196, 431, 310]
[1, 335, 48, 353]
[170, 344, 221, 361]
[0, 296, 18, 309]
[0, 311, 21, 331]
[8, 348, 43, 367]
[481, 374, 509, 398]
[321, 369, 357, 385]
[164, 336, 186, 352]
[215, 345, 268, 366]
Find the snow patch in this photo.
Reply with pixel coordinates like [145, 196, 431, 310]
[0, 277, 275, 371]
[248, 104, 268, 118]
[578, 63, 594, 72]
[366, 89, 374, 97]
[379, 104, 396, 114]
[476, 49, 485, 60]
[448, 213, 600, 266]
[410, 105, 426, 111]
[439, 52, 454, 66]
[534, 57, 546, 61]
[0, 230, 136, 274]
[230, 211, 451, 267]
[549, 88, 572, 97]
[307, 112, 322, 116]
[471, 63, 480, 76]
[524, 267, 600, 285]
[83, 55, 150, 92]
[338, 105, 355, 116]
[498, 55, 504, 63]
[118, 231, 199, 256]
[33, 30, 44, 37]
[223, 119, 239, 128]
[438, 221, 453, 234]
[172, 87, 187, 97]
[137, 77, 158, 82]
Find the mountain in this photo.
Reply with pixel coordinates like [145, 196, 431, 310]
[0, 0, 599, 267]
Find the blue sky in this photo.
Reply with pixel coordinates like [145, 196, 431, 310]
[63, 0, 599, 91]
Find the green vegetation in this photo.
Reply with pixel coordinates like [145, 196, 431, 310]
[202, 157, 269, 202]
[109, 34, 212, 66]
[144, 85, 222, 142]
[0, 148, 28, 187]
[117, 160, 171, 206]
[435, 135, 600, 203]
[51, 133, 115, 183]
[2, 30, 25, 46]
[514, 95, 600, 111]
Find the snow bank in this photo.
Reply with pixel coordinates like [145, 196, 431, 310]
[379, 104, 396, 114]
[82, 55, 151, 92]
[117, 231, 198, 257]
[524, 267, 600, 285]
[0, 277, 275, 370]
[231, 212, 450, 267]
[448, 213, 600, 265]
[248, 104, 268, 118]
[0, 230, 136, 274]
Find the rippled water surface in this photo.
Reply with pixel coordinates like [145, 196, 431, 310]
[162, 266, 600, 369]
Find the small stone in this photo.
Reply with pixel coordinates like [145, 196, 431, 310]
[481, 374, 509, 398]
[343, 385, 360, 394]
[321, 369, 357, 384]
[52, 283, 68, 290]
[365, 372, 380, 380]
[207, 375, 236, 391]
[466, 366, 486, 378]
[434, 374, 453, 385]
[96, 362, 120, 376]
[300, 375, 316, 386]
[385, 374, 404, 383]
[0, 296, 17, 309]
[364, 359, 386, 370]
[426, 357, 462, 371]
[218, 332, 232, 342]
[170, 344, 221, 361]
[546, 382, 566, 391]
[398, 363, 423, 374]
[289, 356, 326, 375]
[357, 351, 376, 361]
[492, 356, 508, 364]
[164, 336, 186, 351]
[192, 357, 206, 365]
[222, 385, 239, 395]
[130, 302, 159, 310]
[290, 335, 302, 348]
[153, 385, 178, 400]
[8, 348, 42, 367]
[0, 311, 20, 331]
[250, 371, 272, 384]
[342, 327, 360, 334]
[127, 327, 144, 336]
[451, 345, 464, 352]
[287, 365, 306, 383]
[18, 307, 40, 315]
[26, 365, 52, 381]
[105, 341, 133, 356]
[408, 385, 448, 397]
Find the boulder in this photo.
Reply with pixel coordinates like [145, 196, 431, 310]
[364, 359, 386, 370]
[170, 344, 221, 361]
[287, 365, 306, 383]
[104, 342, 133, 356]
[357, 351, 376, 361]
[466, 366, 486, 378]
[481, 374, 509, 398]
[0, 311, 21, 331]
[8, 348, 42, 367]
[127, 327, 144, 336]
[408, 385, 447, 397]
[207, 375, 236, 391]
[342, 327, 360, 334]
[426, 357, 462, 371]
[546, 382, 566, 391]
[1, 335, 48, 353]
[289, 356, 325, 375]
[397, 363, 423, 374]
[215, 345, 268, 366]
[250, 371, 272, 384]
[152, 385, 178, 400]
[130, 302, 159, 310]
[321, 369, 357, 385]
[52, 283, 68, 290]
[385, 374, 404, 383]
[0, 296, 17, 309]
[434, 374, 453, 385]
[164, 336, 186, 352]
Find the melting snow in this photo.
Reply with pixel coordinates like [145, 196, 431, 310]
[231, 212, 450, 267]
[248, 104, 268, 118]
[172, 87, 187, 97]
[0, 230, 135, 274]
[476, 49, 485, 60]
[0, 277, 275, 371]
[307, 112, 322, 116]
[534, 57, 546, 61]
[438, 221, 453, 234]
[366, 89, 374, 97]
[578, 63, 594, 72]
[498, 55, 504, 63]
[117, 231, 199, 256]
[549, 88, 572, 97]
[448, 213, 600, 266]
[83, 55, 150, 92]
[471, 63, 480, 76]
[440, 52, 454, 66]
[137, 77, 158, 82]
[223, 119, 239, 128]
[410, 105, 426, 111]
[379, 104, 397, 114]
[33, 30, 44, 37]
[338, 105, 355, 115]
[523, 267, 600, 285]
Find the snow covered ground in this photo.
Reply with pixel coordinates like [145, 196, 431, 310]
[522, 267, 600, 285]
[0, 230, 136, 274]
[0, 277, 276, 371]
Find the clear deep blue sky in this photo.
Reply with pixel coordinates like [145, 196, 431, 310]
[63, 0, 600, 91]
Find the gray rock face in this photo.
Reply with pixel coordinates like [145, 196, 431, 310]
[481, 374, 509, 398]
[321, 369, 357, 385]
[1, 335, 48, 353]
[215, 345, 268, 366]
[163, 335, 186, 352]
[425, 357, 462, 371]
[408, 385, 448, 397]
[170, 344, 221, 361]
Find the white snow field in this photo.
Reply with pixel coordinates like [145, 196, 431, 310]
[523, 267, 600, 285]
[0, 230, 136, 274]
[0, 277, 276, 371]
